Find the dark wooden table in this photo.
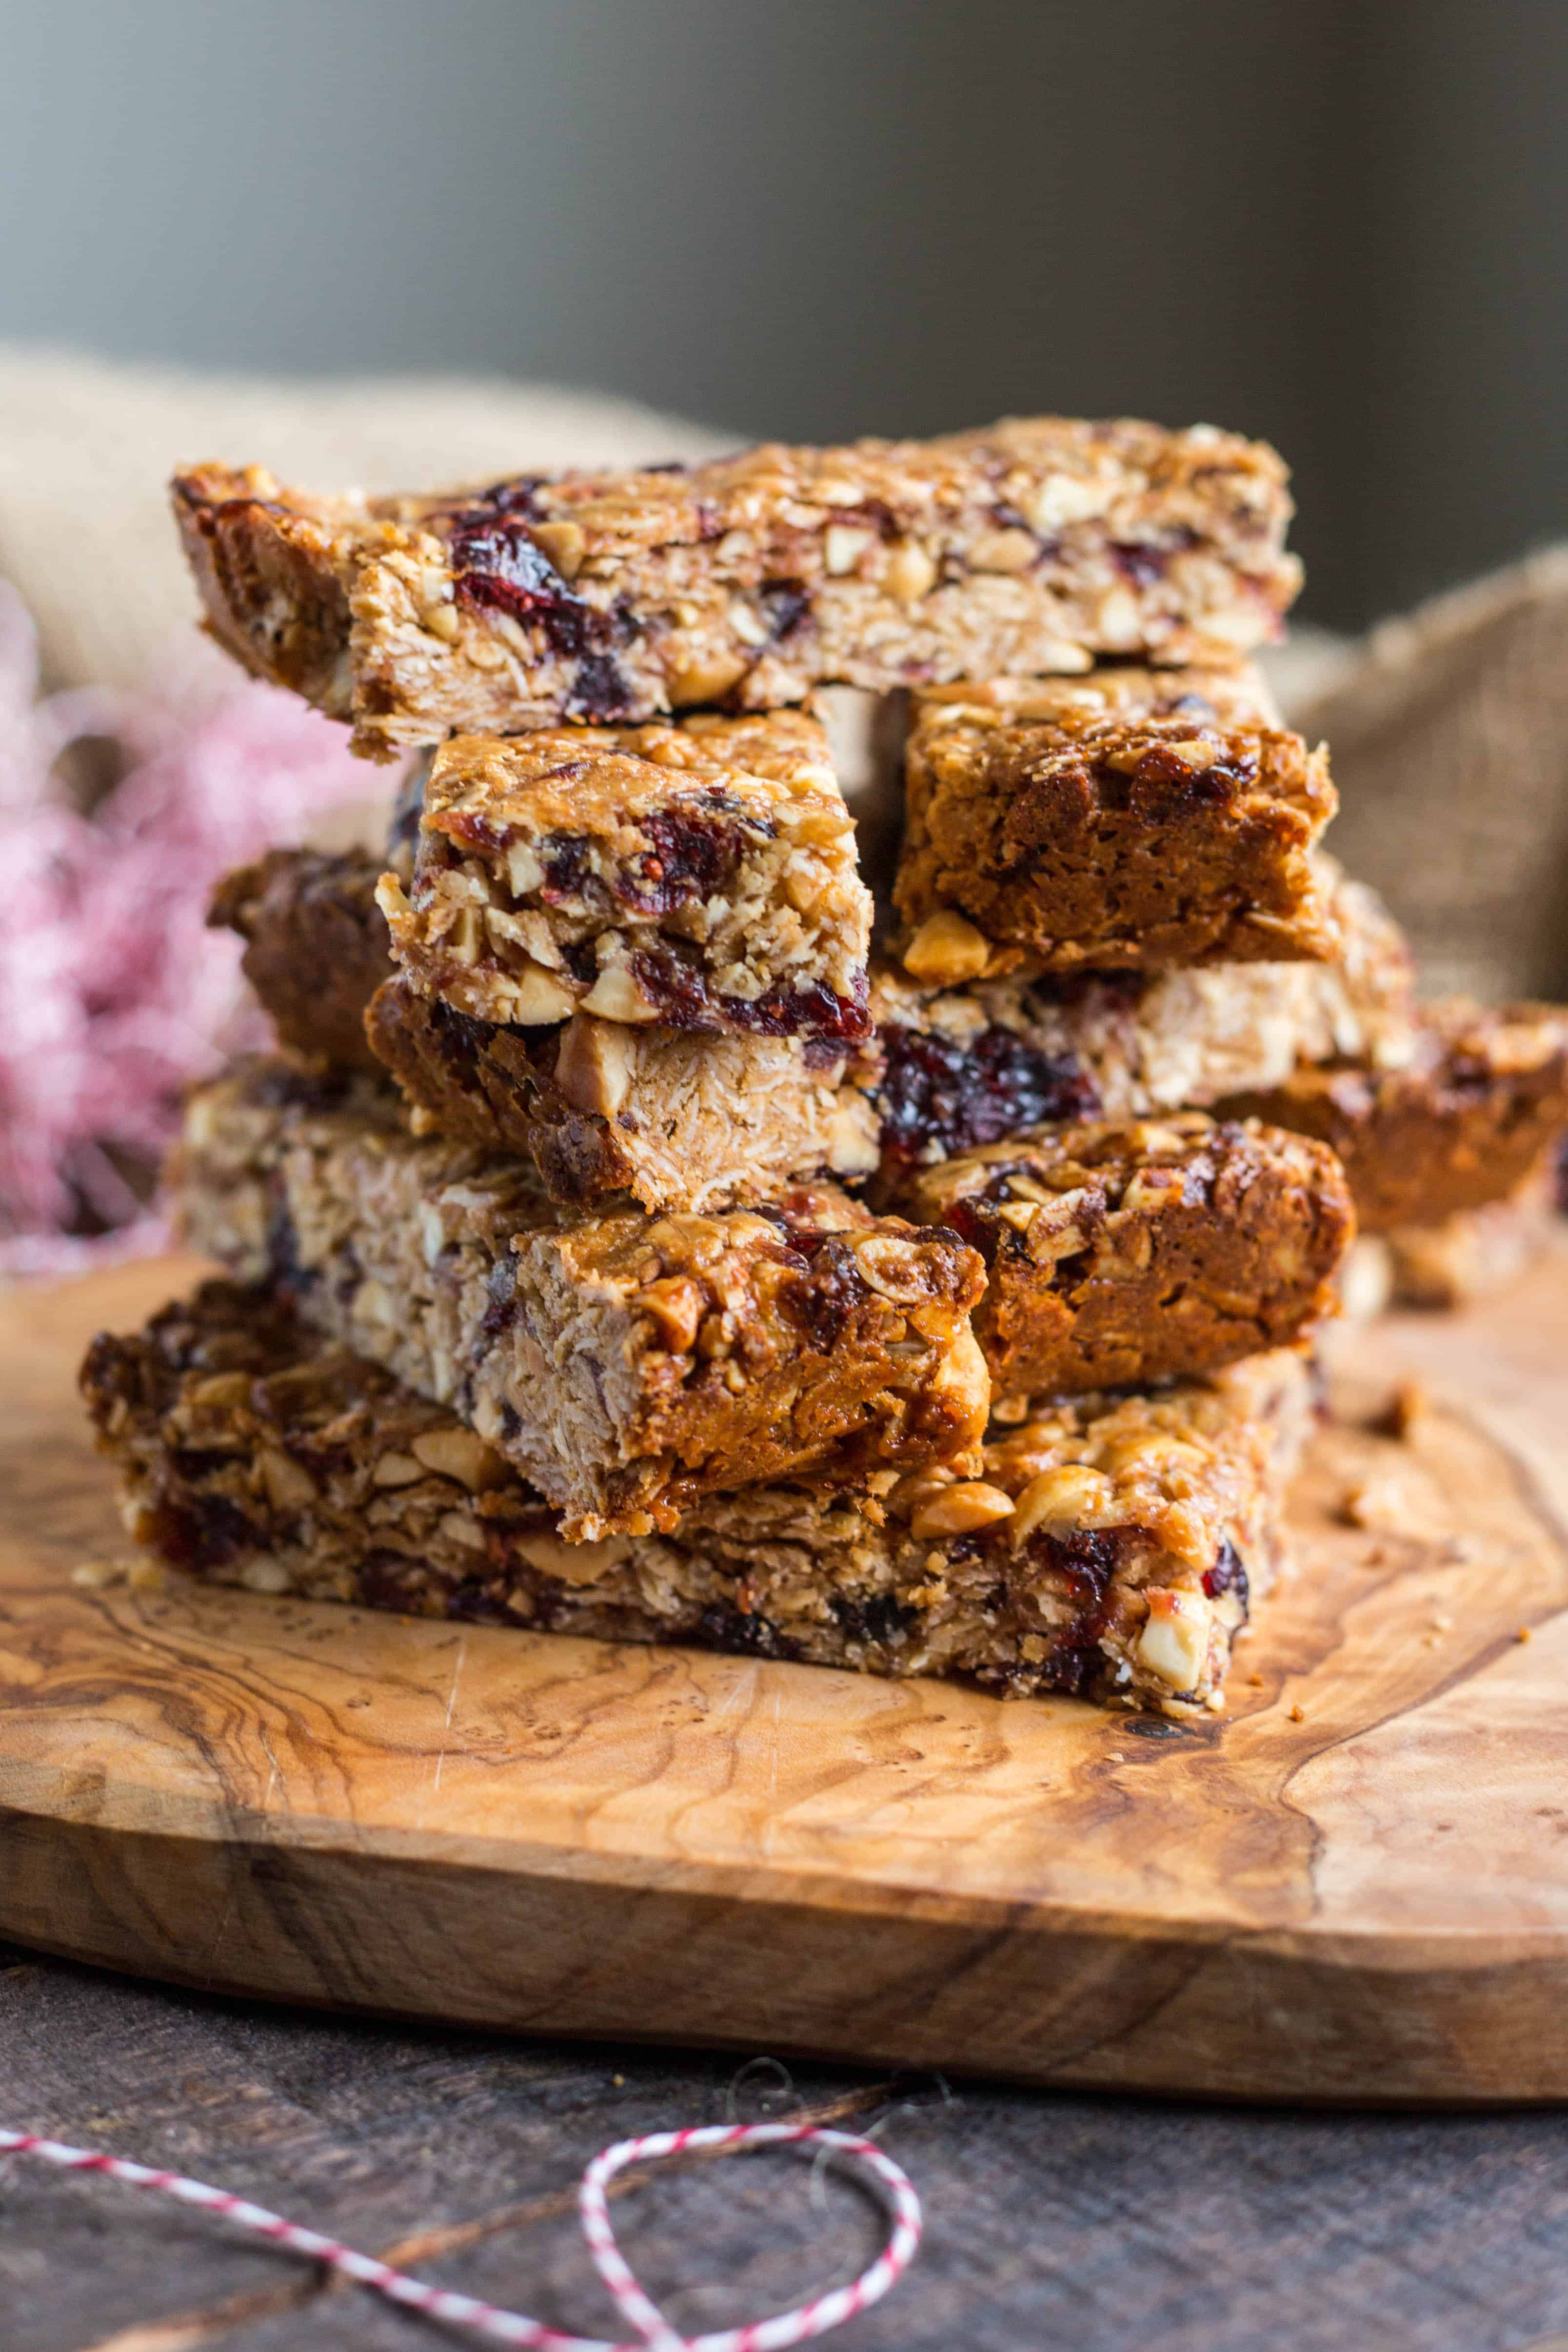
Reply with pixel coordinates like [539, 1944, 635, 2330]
[4, 1942, 1567, 2352]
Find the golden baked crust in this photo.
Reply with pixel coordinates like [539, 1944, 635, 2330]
[893, 706, 1339, 978]
[378, 706, 872, 1037]
[1219, 998, 1568, 1228]
[172, 418, 1302, 757]
[84, 1279, 1311, 1717]
[168, 1058, 987, 1539]
[890, 1112, 1352, 1396]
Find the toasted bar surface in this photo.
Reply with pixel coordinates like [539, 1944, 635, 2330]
[1218, 999, 1568, 1230]
[378, 707, 872, 1038]
[894, 705, 1339, 978]
[169, 1058, 988, 1538]
[172, 417, 1302, 757]
[209, 848, 392, 1075]
[83, 1280, 1311, 1717]
[890, 1113, 1352, 1397]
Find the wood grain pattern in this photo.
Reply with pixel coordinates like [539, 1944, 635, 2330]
[2, 1248, 1567, 2102]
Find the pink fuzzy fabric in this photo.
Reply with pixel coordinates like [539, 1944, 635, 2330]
[0, 580, 383, 1277]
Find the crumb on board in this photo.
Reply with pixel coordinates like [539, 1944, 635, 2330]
[1370, 1379, 1429, 1442]
[70, 1558, 132, 1589]
[1289, 1703, 1306, 1722]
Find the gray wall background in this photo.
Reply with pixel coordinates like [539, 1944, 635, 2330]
[2, 0, 1567, 631]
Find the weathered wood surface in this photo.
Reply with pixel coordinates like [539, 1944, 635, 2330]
[2, 1250, 1568, 2103]
[5, 1939, 1568, 2352]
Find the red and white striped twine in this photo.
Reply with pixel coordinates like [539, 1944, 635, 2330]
[0, 2116, 922, 2352]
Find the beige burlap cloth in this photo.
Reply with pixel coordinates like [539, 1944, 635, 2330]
[0, 345, 727, 696]
[4, 345, 1565, 1004]
[1269, 554, 1568, 1003]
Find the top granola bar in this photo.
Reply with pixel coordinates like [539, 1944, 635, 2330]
[172, 416, 1303, 758]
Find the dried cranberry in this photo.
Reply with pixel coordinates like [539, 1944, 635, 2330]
[479, 1250, 521, 1338]
[624, 947, 870, 1043]
[150, 1492, 258, 1573]
[446, 1581, 510, 1624]
[1202, 1540, 1249, 1608]
[448, 514, 591, 657]
[876, 1023, 1099, 1166]
[623, 803, 748, 914]
[778, 1235, 865, 1353]
[695, 1602, 801, 1661]
[427, 995, 486, 1079]
[1013, 1526, 1130, 1694]
[356, 1552, 426, 1611]
[757, 580, 811, 641]
[538, 834, 596, 904]
[830, 1591, 914, 1646]
[473, 476, 549, 518]
[1110, 542, 1170, 589]
[567, 654, 634, 722]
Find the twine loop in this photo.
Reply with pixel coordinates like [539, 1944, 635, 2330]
[0, 2114, 922, 2350]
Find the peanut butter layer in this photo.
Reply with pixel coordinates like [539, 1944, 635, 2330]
[890, 1113, 1352, 1397]
[84, 1279, 1311, 1718]
[1218, 998, 1568, 1229]
[209, 848, 392, 1074]
[894, 705, 1339, 979]
[378, 706, 872, 1038]
[171, 417, 1302, 758]
[866, 859, 1417, 1181]
[168, 1059, 987, 1539]
[366, 972, 879, 1215]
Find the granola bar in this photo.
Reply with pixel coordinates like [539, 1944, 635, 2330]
[377, 707, 872, 1038]
[365, 973, 878, 1215]
[889, 1113, 1352, 1397]
[83, 1279, 1312, 1717]
[893, 699, 1339, 980]
[1217, 999, 1568, 1228]
[171, 417, 1302, 758]
[169, 1059, 988, 1538]
[867, 859, 1417, 1180]
[209, 848, 392, 1074]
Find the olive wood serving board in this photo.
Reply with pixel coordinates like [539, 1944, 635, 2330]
[3, 1249, 1568, 2103]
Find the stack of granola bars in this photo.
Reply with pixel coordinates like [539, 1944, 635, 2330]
[82, 418, 1568, 1718]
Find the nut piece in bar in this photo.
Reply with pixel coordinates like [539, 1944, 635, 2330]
[366, 972, 879, 1216]
[84, 1280, 1312, 1718]
[1217, 998, 1568, 1230]
[890, 1113, 1353, 1397]
[865, 860, 1417, 1181]
[172, 416, 1302, 757]
[895, 698, 1339, 982]
[169, 1059, 989, 1539]
[209, 847, 392, 1074]
[377, 707, 872, 1040]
